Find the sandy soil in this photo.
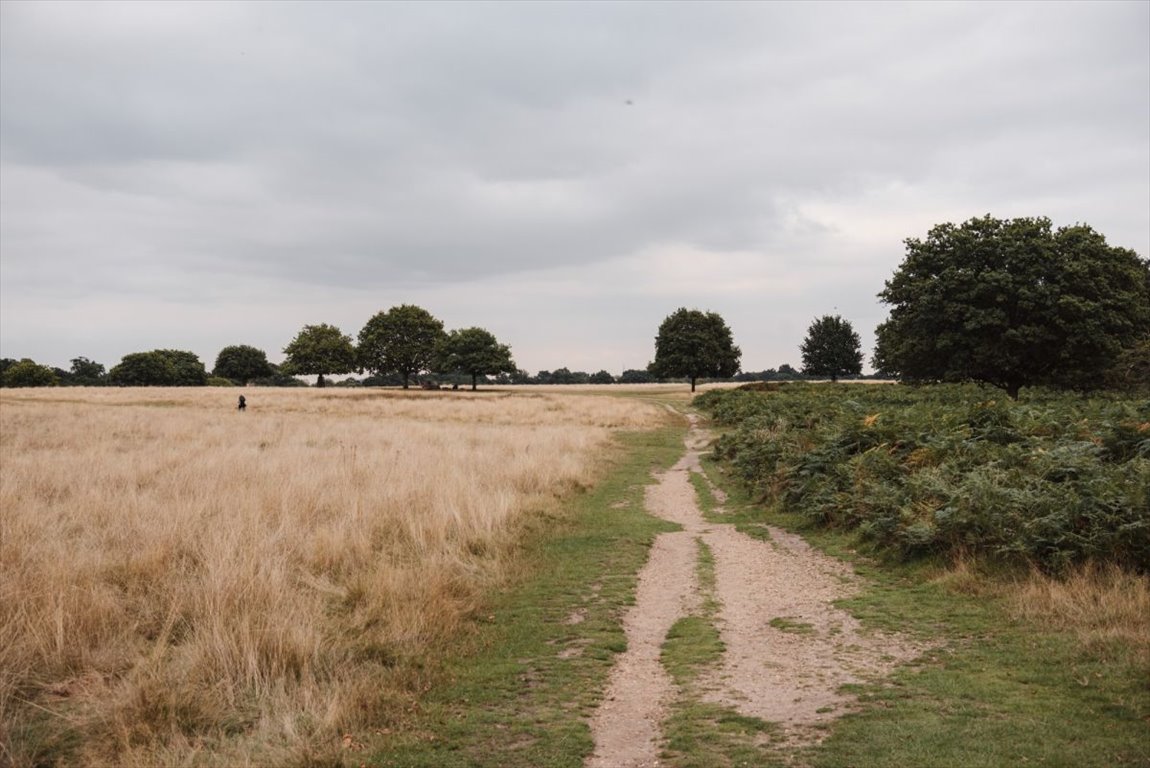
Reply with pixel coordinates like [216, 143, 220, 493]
[585, 413, 923, 766]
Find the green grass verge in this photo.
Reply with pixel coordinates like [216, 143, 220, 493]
[361, 424, 684, 768]
[693, 427, 1150, 768]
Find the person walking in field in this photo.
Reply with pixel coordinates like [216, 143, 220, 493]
[237, 394, 246, 412]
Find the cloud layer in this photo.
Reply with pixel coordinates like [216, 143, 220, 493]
[2, 1, 1147, 374]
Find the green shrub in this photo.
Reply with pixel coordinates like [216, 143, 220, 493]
[698, 384, 1150, 573]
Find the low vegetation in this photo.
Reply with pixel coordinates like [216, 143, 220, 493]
[0, 387, 666, 767]
[693, 382, 1149, 766]
[696, 382, 1149, 573]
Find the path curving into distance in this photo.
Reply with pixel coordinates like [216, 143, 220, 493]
[585, 412, 923, 766]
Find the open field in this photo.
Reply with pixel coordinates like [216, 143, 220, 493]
[0, 387, 669, 767]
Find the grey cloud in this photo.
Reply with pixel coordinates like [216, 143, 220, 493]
[2, 1, 1146, 371]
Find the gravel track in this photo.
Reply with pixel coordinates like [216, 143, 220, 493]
[586, 413, 922, 766]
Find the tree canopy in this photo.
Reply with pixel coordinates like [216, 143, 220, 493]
[650, 308, 741, 392]
[438, 327, 516, 390]
[213, 344, 274, 385]
[282, 323, 357, 387]
[69, 357, 106, 385]
[358, 305, 445, 389]
[1, 359, 58, 387]
[109, 350, 208, 387]
[800, 315, 863, 382]
[874, 215, 1150, 398]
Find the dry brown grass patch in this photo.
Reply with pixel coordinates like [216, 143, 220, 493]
[1008, 563, 1150, 669]
[0, 387, 666, 767]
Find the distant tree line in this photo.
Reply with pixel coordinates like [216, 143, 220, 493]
[4, 215, 1147, 397]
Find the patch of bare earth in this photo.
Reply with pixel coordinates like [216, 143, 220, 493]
[586, 414, 923, 766]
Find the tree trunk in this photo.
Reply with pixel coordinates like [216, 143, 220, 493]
[317, 373, 326, 388]
[471, 373, 478, 391]
[402, 373, 410, 390]
[690, 376, 697, 392]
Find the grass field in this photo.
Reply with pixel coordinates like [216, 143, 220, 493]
[5, 383, 1146, 767]
[0, 387, 670, 767]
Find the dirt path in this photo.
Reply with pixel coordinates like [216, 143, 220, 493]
[586, 412, 922, 766]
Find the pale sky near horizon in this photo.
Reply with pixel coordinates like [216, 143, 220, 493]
[2, 1, 1147, 376]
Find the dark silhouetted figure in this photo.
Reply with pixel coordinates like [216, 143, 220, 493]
[237, 395, 246, 412]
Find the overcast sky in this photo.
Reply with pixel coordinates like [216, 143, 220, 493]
[2, 1, 1147, 376]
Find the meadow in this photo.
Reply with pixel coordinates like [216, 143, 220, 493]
[0, 387, 668, 767]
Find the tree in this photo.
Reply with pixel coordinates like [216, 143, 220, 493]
[1106, 336, 1150, 394]
[69, 357, 106, 386]
[2, 359, 58, 387]
[213, 344, 274, 385]
[438, 327, 516, 391]
[874, 215, 1150, 398]
[109, 352, 173, 386]
[158, 350, 208, 386]
[358, 305, 445, 389]
[650, 308, 741, 392]
[108, 350, 207, 386]
[282, 323, 357, 387]
[619, 368, 656, 384]
[800, 315, 863, 382]
[589, 370, 616, 384]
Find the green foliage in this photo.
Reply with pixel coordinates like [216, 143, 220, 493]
[651, 308, 741, 392]
[588, 370, 615, 384]
[619, 368, 656, 384]
[358, 305, 446, 389]
[696, 384, 1150, 573]
[69, 357, 107, 385]
[205, 376, 235, 387]
[108, 350, 207, 386]
[800, 315, 863, 381]
[1, 359, 59, 387]
[281, 323, 357, 387]
[438, 327, 516, 390]
[212, 344, 273, 385]
[874, 215, 1150, 398]
[1106, 336, 1150, 395]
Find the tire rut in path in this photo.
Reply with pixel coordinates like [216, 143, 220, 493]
[585, 414, 923, 766]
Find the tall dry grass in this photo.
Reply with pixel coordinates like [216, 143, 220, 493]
[1008, 563, 1150, 671]
[0, 387, 666, 767]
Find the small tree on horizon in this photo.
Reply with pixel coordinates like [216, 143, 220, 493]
[282, 324, 358, 387]
[800, 315, 863, 382]
[1, 359, 59, 387]
[213, 344, 274, 385]
[358, 305, 446, 389]
[438, 327, 516, 390]
[650, 308, 741, 392]
[69, 357, 107, 386]
[108, 350, 207, 386]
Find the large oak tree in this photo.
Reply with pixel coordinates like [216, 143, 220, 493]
[358, 305, 446, 389]
[800, 315, 863, 382]
[109, 350, 207, 387]
[874, 215, 1150, 398]
[281, 324, 357, 388]
[650, 308, 741, 392]
[438, 327, 516, 390]
[213, 344, 274, 385]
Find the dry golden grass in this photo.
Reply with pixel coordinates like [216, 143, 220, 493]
[0, 387, 667, 767]
[1008, 563, 1150, 670]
